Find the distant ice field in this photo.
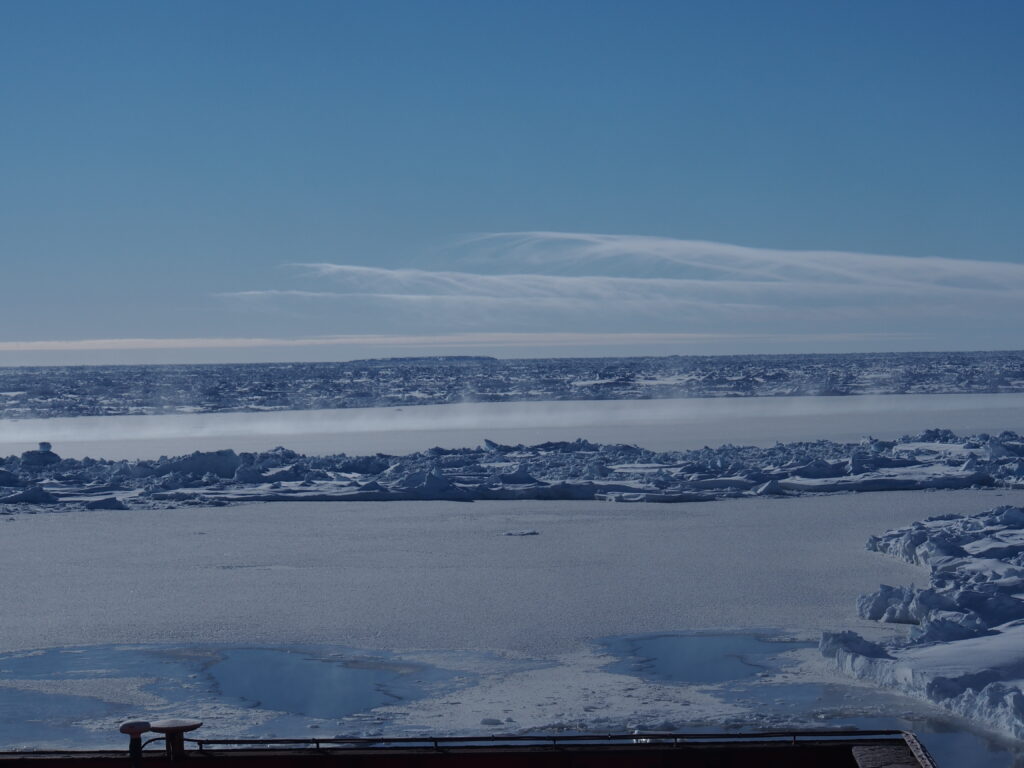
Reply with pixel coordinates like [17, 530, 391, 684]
[2, 392, 1024, 460]
[3, 489, 1023, 656]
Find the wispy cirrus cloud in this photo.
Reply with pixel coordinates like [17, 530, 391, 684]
[221, 268, 775, 314]
[6, 233, 1012, 363]
[460, 232, 1024, 294]
[216, 233, 1024, 346]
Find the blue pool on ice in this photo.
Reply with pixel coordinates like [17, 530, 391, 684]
[208, 648, 445, 719]
[603, 632, 1024, 768]
[602, 632, 816, 684]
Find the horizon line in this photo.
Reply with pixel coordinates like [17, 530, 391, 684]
[0, 330, 923, 354]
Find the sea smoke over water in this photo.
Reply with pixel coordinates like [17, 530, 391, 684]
[3, 394, 1024, 461]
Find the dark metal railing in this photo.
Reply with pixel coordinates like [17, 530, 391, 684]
[185, 728, 917, 751]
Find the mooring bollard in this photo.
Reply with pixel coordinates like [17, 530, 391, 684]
[150, 718, 203, 761]
[119, 720, 150, 768]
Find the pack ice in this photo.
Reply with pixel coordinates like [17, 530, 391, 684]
[0, 428, 1017, 510]
[5, 350, 1024, 419]
[823, 505, 1024, 739]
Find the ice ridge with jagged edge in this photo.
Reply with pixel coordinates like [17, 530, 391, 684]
[1, 427, 1021, 511]
[823, 505, 1024, 739]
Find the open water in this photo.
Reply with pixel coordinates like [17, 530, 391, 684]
[1, 392, 1023, 459]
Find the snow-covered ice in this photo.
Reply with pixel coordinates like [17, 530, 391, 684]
[2, 428, 1022, 512]
[5, 351, 1024, 420]
[1, 493, 968, 655]
[2, 491, 1022, 757]
[824, 505, 1024, 740]
[5, 356, 1024, 760]
[2, 474, 1024, 762]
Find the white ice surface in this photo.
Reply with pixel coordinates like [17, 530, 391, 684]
[824, 503, 1024, 740]
[4, 490, 1024, 656]
[366, 645, 749, 734]
[3, 392, 1024, 460]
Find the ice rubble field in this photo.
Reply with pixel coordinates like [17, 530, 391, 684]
[2, 427, 1023, 510]
[5, 350, 1024, 419]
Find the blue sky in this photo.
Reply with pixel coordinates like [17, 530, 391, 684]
[2, 0, 1022, 364]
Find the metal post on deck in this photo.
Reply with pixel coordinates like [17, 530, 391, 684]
[150, 718, 203, 761]
[119, 721, 150, 768]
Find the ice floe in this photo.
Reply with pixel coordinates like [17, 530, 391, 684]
[823, 505, 1024, 739]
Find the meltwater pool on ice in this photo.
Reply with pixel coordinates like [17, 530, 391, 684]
[602, 632, 1024, 768]
[1, 635, 1022, 766]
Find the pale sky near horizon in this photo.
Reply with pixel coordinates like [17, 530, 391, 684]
[2, 0, 1022, 365]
